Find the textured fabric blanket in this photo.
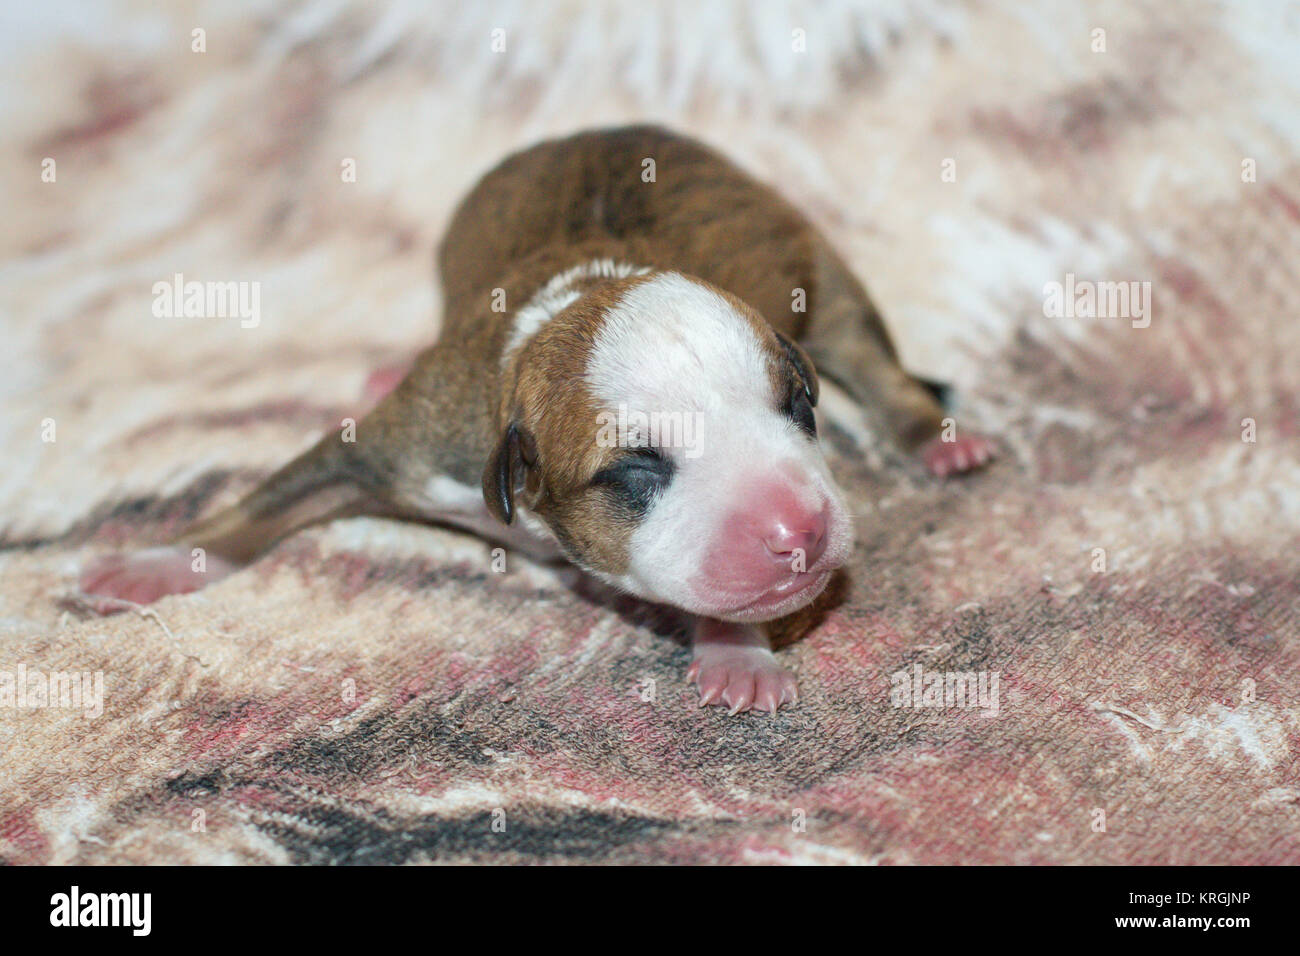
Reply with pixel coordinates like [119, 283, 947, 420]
[2, 0, 1298, 864]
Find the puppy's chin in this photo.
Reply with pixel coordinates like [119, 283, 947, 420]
[696, 567, 834, 623]
[609, 566, 833, 624]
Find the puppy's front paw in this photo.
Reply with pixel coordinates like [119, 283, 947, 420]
[80, 547, 234, 612]
[921, 433, 996, 477]
[688, 646, 798, 714]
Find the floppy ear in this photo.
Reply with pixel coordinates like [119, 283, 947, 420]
[774, 331, 820, 406]
[482, 422, 537, 525]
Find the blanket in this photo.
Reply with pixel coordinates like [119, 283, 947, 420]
[1, 0, 1297, 864]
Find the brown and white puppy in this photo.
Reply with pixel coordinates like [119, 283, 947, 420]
[81, 126, 993, 714]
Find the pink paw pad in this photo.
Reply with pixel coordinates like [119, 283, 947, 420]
[688, 646, 798, 714]
[80, 547, 235, 611]
[922, 433, 996, 477]
[362, 363, 411, 406]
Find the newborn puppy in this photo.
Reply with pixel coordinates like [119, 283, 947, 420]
[81, 126, 993, 713]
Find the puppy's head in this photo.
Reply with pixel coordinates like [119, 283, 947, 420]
[484, 270, 853, 622]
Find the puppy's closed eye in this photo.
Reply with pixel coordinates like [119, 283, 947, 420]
[785, 380, 816, 438]
[591, 446, 675, 515]
[773, 330, 818, 438]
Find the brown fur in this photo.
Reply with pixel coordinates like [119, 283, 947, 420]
[441, 125, 943, 442]
[179, 125, 945, 569]
[488, 273, 658, 572]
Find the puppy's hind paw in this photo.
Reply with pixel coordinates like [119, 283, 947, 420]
[361, 362, 411, 407]
[921, 433, 996, 477]
[80, 547, 235, 613]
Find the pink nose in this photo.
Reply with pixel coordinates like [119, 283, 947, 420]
[761, 506, 828, 568]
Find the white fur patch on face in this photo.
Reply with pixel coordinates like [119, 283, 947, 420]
[584, 272, 772, 424]
[583, 272, 854, 619]
[503, 259, 650, 361]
